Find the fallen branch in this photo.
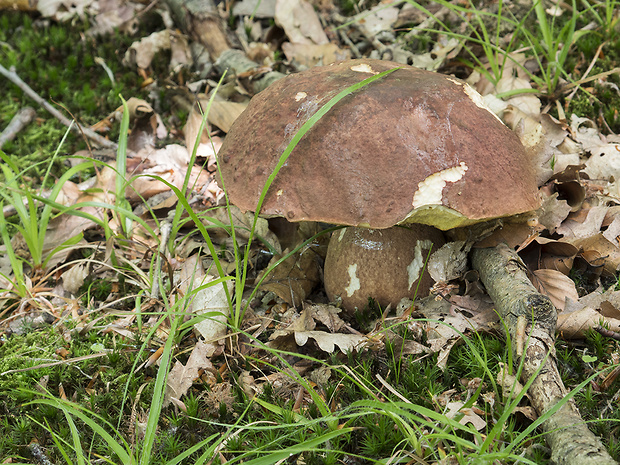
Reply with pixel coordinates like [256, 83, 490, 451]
[0, 106, 36, 149]
[471, 244, 616, 465]
[0, 64, 116, 149]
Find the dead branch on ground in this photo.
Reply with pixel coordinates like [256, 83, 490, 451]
[471, 244, 616, 465]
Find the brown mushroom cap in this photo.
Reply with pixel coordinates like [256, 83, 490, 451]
[218, 59, 540, 230]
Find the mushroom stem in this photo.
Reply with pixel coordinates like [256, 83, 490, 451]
[324, 225, 444, 312]
[471, 244, 616, 465]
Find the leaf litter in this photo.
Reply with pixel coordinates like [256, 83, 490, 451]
[2, 0, 620, 459]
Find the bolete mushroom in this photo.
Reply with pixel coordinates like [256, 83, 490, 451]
[324, 225, 445, 311]
[217, 59, 540, 311]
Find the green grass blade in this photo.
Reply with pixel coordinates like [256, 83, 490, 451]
[239, 428, 354, 465]
[27, 397, 135, 465]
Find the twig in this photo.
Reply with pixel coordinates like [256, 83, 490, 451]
[595, 325, 620, 341]
[565, 41, 605, 102]
[0, 63, 117, 149]
[403, 6, 450, 41]
[471, 244, 616, 465]
[0, 352, 109, 376]
[0, 106, 36, 149]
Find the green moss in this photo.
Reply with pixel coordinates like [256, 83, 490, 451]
[0, 12, 150, 178]
[0, 324, 150, 461]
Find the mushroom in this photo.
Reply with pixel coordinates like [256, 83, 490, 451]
[217, 59, 540, 311]
[324, 225, 445, 311]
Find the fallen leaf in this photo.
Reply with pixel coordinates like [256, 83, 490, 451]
[258, 246, 321, 306]
[354, 4, 399, 36]
[123, 29, 191, 69]
[603, 216, 620, 246]
[570, 233, 620, 276]
[305, 303, 346, 332]
[557, 306, 620, 339]
[294, 330, 366, 353]
[537, 193, 573, 233]
[233, 0, 276, 17]
[178, 255, 233, 353]
[445, 401, 487, 431]
[206, 99, 248, 133]
[428, 241, 470, 283]
[60, 263, 89, 295]
[497, 362, 529, 403]
[164, 340, 215, 407]
[275, 0, 328, 45]
[531, 269, 579, 311]
[557, 206, 608, 239]
[281, 42, 350, 68]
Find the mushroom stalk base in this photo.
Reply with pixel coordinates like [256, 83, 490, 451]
[471, 244, 616, 465]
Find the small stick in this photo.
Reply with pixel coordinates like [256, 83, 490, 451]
[0, 63, 117, 149]
[0, 106, 36, 149]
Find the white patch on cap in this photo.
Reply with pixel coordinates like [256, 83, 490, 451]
[345, 264, 360, 297]
[295, 92, 307, 102]
[350, 64, 376, 74]
[412, 162, 468, 208]
[407, 240, 433, 291]
[446, 77, 503, 123]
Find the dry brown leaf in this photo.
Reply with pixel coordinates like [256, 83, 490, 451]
[130, 144, 217, 200]
[87, 0, 142, 35]
[123, 30, 192, 69]
[603, 215, 620, 246]
[428, 241, 470, 283]
[531, 269, 579, 311]
[267, 306, 364, 353]
[269, 307, 315, 344]
[281, 43, 351, 68]
[409, 37, 462, 70]
[353, 4, 400, 36]
[305, 303, 346, 332]
[537, 193, 573, 233]
[497, 362, 529, 403]
[233, 0, 276, 17]
[294, 330, 366, 353]
[43, 205, 100, 268]
[191, 278, 233, 347]
[164, 340, 215, 407]
[557, 206, 608, 239]
[534, 238, 578, 275]
[557, 306, 620, 339]
[570, 233, 620, 275]
[178, 255, 233, 352]
[275, 0, 328, 45]
[258, 246, 321, 306]
[60, 263, 89, 295]
[449, 295, 499, 332]
[206, 99, 248, 134]
[600, 301, 620, 320]
[445, 401, 487, 431]
[474, 222, 534, 249]
[37, 0, 97, 20]
[577, 117, 620, 182]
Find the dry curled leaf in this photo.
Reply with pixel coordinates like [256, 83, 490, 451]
[258, 246, 321, 306]
[164, 341, 215, 407]
[294, 330, 366, 353]
[531, 268, 579, 311]
[557, 306, 620, 339]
